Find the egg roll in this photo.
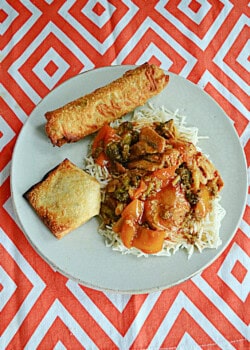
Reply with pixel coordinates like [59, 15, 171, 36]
[45, 63, 169, 146]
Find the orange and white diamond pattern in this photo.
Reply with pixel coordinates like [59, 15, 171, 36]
[0, 1, 249, 348]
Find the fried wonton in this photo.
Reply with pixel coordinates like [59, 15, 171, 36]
[24, 159, 101, 238]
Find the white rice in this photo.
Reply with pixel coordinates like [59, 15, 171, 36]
[85, 104, 226, 258]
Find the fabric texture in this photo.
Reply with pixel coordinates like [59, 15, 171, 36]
[0, 1, 249, 349]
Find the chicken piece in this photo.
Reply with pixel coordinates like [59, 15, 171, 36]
[129, 141, 159, 158]
[127, 158, 164, 172]
[129, 126, 166, 160]
[139, 126, 166, 153]
[191, 153, 218, 191]
[155, 119, 178, 139]
[144, 183, 190, 231]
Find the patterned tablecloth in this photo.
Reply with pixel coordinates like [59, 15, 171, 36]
[1, 1, 249, 349]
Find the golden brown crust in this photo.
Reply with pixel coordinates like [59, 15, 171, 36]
[45, 63, 169, 146]
[24, 159, 101, 238]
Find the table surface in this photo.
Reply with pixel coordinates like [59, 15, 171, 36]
[0, 1, 249, 349]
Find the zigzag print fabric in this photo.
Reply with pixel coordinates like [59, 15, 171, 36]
[0, 1, 249, 349]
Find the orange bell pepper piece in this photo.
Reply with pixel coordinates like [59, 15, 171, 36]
[121, 199, 144, 222]
[113, 199, 144, 248]
[119, 216, 137, 248]
[112, 216, 124, 234]
[92, 124, 120, 155]
[194, 185, 212, 219]
[132, 227, 165, 254]
[129, 180, 147, 200]
[151, 166, 177, 188]
[95, 151, 109, 166]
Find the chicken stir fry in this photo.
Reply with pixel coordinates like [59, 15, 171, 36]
[91, 119, 223, 254]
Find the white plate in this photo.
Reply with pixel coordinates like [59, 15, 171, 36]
[11, 65, 248, 294]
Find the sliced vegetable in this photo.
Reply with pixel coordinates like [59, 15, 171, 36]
[95, 151, 109, 166]
[112, 216, 124, 233]
[120, 217, 137, 248]
[129, 180, 147, 200]
[114, 199, 144, 248]
[121, 199, 144, 222]
[194, 185, 212, 219]
[92, 124, 119, 156]
[132, 227, 165, 254]
[151, 166, 177, 188]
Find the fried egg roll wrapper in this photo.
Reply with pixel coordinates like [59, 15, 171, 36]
[24, 159, 101, 239]
[45, 63, 169, 146]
